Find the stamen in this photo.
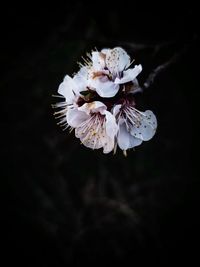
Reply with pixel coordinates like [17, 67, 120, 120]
[113, 139, 118, 155]
[123, 150, 127, 157]
[81, 56, 92, 67]
[77, 113, 106, 149]
[62, 125, 71, 131]
[119, 105, 142, 130]
[86, 52, 92, 60]
[52, 94, 65, 98]
[52, 102, 68, 108]
[126, 59, 135, 69]
[53, 107, 68, 116]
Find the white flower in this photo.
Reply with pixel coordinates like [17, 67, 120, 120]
[88, 47, 142, 97]
[58, 75, 79, 104]
[55, 71, 90, 129]
[54, 46, 157, 155]
[67, 101, 118, 153]
[113, 103, 157, 153]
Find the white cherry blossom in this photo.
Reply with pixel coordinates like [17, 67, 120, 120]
[113, 103, 157, 153]
[67, 101, 118, 153]
[88, 47, 142, 97]
[54, 46, 157, 155]
[55, 71, 90, 130]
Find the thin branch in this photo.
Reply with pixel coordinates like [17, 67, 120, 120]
[143, 51, 182, 89]
[122, 40, 175, 51]
[142, 35, 198, 89]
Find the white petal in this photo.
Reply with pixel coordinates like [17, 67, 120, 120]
[112, 104, 122, 117]
[106, 47, 130, 74]
[104, 111, 118, 138]
[129, 78, 142, 94]
[91, 52, 106, 70]
[75, 127, 103, 150]
[118, 121, 131, 151]
[75, 113, 113, 152]
[91, 78, 119, 98]
[73, 67, 89, 93]
[101, 48, 110, 55]
[114, 65, 142, 84]
[117, 122, 142, 150]
[144, 110, 157, 128]
[67, 108, 90, 128]
[130, 110, 157, 141]
[58, 75, 75, 103]
[78, 101, 107, 115]
[103, 137, 115, 154]
[129, 136, 143, 147]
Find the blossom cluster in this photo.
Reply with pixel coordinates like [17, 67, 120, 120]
[55, 47, 157, 154]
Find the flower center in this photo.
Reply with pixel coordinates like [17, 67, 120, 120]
[120, 105, 142, 129]
[76, 112, 106, 146]
[92, 70, 113, 81]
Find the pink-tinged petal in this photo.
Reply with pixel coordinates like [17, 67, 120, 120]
[75, 113, 105, 150]
[91, 78, 119, 98]
[75, 112, 115, 153]
[75, 127, 103, 150]
[78, 101, 107, 115]
[130, 110, 157, 141]
[106, 47, 130, 74]
[58, 75, 75, 103]
[67, 108, 90, 128]
[104, 111, 118, 138]
[115, 65, 142, 84]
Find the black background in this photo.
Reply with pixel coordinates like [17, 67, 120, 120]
[1, 2, 199, 266]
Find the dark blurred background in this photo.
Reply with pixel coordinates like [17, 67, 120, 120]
[1, 2, 199, 266]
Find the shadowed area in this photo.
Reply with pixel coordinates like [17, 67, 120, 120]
[1, 3, 199, 266]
